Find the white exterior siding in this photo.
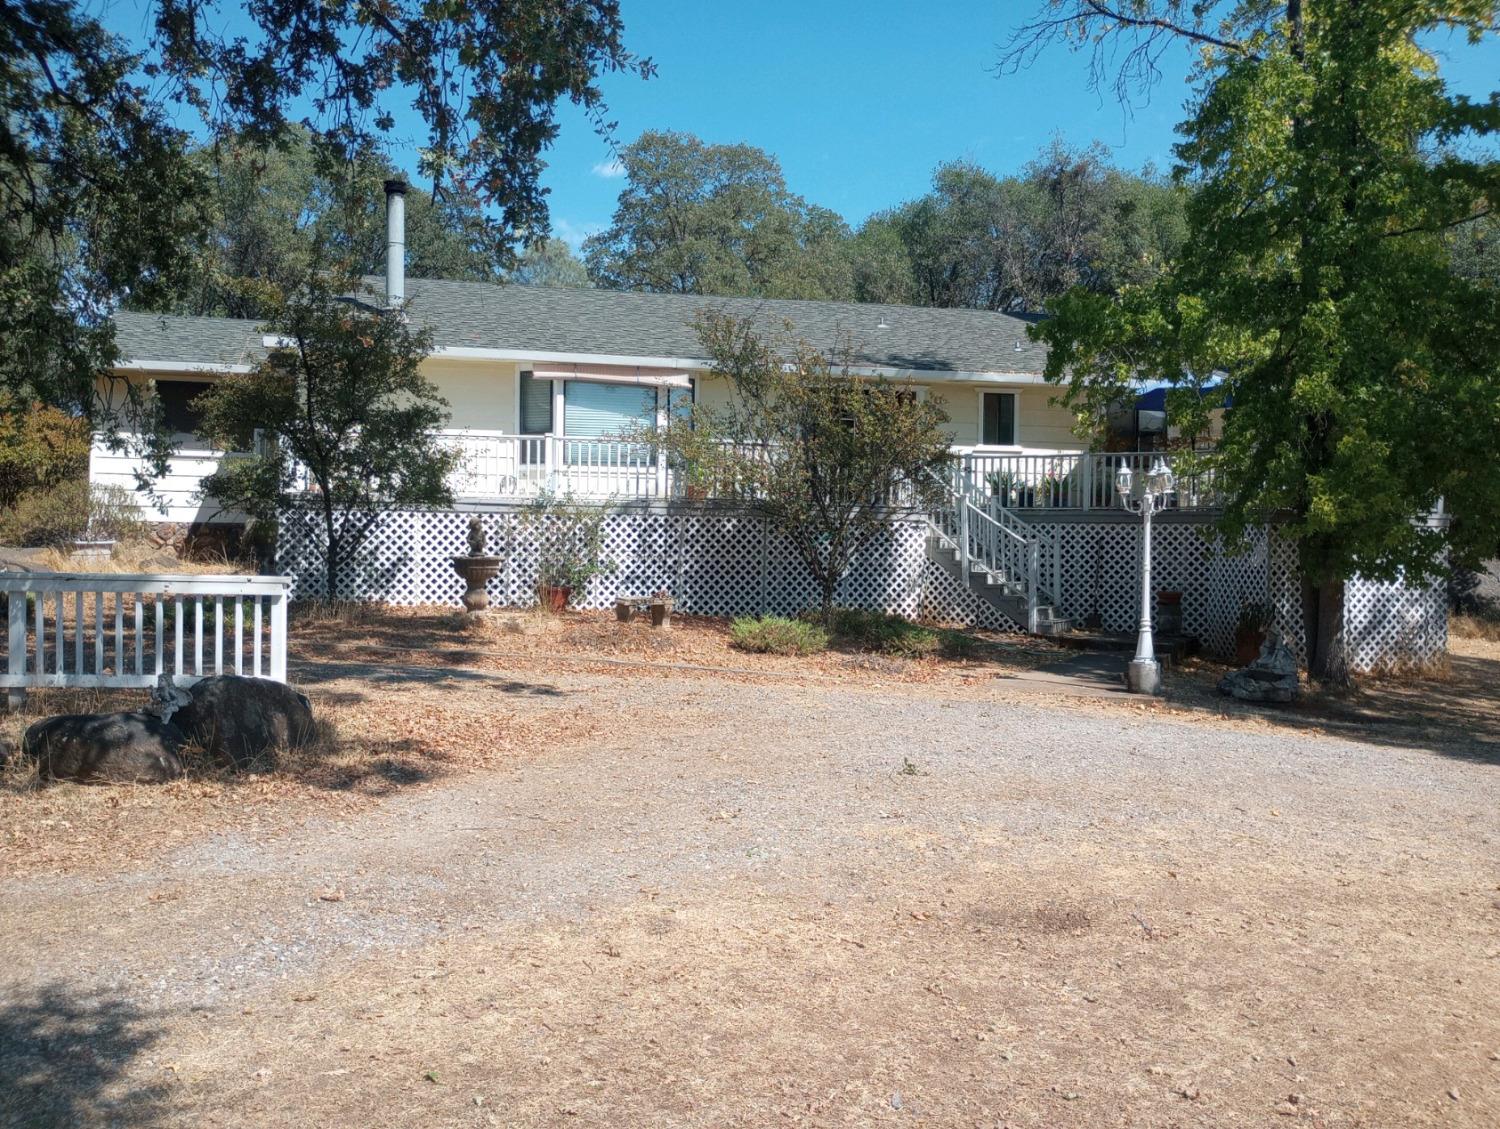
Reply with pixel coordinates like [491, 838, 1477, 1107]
[90, 434, 245, 525]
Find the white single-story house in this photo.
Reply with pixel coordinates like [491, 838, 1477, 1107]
[97, 182, 1130, 524]
[102, 281, 1096, 523]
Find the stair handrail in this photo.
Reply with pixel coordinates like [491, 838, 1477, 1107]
[923, 468, 1035, 620]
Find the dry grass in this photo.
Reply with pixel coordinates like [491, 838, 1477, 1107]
[1452, 612, 1500, 642]
[32, 542, 245, 575]
[0, 670, 601, 877]
[289, 603, 1065, 686]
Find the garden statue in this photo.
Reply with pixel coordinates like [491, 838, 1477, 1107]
[452, 515, 504, 612]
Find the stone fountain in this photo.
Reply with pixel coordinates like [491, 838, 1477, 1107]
[452, 515, 503, 612]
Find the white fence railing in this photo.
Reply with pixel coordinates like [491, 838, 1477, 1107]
[2, 573, 291, 700]
[954, 450, 1218, 511]
[431, 433, 1221, 510]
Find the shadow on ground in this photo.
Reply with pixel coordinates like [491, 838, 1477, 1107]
[0, 984, 169, 1128]
[291, 657, 566, 698]
[1167, 649, 1500, 764]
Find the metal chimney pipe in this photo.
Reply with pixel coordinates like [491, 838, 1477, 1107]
[383, 178, 408, 307]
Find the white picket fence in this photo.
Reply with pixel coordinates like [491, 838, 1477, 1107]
[1, 573, 291, 701]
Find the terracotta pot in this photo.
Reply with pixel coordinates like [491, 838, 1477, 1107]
[1235, 626, 1267, 666]
[540, 584, 572, 614]
[683, 482, 709, 502]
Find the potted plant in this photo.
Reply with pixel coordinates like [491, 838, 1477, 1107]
[1234, 600, 1275, 665]
[986, 470, 1019, 507]
[523, 490, 616, 613]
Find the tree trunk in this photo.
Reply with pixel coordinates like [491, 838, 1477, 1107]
[819, 574, 837, 625]
[1300, 575, 1349, 686]
[322, 501, 340, 602]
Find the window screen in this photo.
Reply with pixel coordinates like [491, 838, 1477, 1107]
[519, 371, 553, 434]
[982, 392, 1016, 447]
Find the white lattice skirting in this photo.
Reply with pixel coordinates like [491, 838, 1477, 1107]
[276, 504, 1446, 673]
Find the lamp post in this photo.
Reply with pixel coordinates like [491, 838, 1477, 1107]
[1116, 456, 1176, 694]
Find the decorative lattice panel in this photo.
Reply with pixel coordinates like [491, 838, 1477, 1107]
[276, 506, 1445, 672]
[1343, 573, 1448, 672]
[277, 506, 926, 619]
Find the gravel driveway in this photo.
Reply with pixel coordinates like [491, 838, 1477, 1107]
[3, 665, 1498, 1127]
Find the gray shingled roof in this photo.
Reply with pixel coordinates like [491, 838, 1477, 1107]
[114, 279, 1049, 375]
[113, 311, 267, 368]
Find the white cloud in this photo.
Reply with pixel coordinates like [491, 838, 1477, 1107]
[591, 158, 626, 179]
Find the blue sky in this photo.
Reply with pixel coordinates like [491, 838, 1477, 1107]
[100, 1, 1498, 252]
[532, 1, 1498, 250]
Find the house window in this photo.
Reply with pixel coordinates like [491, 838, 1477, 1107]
[157, 380, 210, 436]
[519, 370, 553, 434]
[981, 391, 1017, 447]
[666, 380, 694, 424]
[564, 381, 657, 465]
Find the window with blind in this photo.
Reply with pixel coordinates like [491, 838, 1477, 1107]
[519, 371, 553, 434]
[564, 381, 658, 466]
[981, 392, 1017, 447]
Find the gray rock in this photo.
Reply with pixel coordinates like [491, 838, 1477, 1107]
[22, 712, 186, 783]
[1218, 633, 1300, 703]
[174, 675, 315, 769]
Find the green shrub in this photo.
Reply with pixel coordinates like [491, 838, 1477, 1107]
[812, 607, 979, 660]
[730, 615, 830, 656]
[818, 608, 937, 657]
[0, 481, 145, 547]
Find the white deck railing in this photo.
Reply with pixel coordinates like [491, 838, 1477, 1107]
[1, 573, 291, 700]
[431, 433, 1220, 510]
[954, 450, 1218, 511]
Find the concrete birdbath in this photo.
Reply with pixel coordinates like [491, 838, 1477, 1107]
[452, 516, 503, 612]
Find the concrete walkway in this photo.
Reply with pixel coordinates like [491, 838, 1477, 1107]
[996, 649, 1133, 699]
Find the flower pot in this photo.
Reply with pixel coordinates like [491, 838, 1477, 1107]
[540, 583, 573, 614]
[1235, 626, 1267, 666]
[683, 482, 709, 502]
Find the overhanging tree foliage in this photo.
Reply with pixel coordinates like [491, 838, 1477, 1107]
[660, 312, 954, 619]
[3, 0, 646, 474]
[1012, 0, 1500, 682]
[1, 0, 209, 475]
[196, 276, 460, 598]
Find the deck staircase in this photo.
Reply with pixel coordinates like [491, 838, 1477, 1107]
[923, 470, 1073, 636]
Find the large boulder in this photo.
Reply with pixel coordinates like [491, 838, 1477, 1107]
[1218, 633, 1300, 703]
[22, 713, 186, 783]
[173, 675, 315, 768]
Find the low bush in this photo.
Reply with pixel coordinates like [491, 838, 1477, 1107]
[818, 607, 974, 658]
[729, 615, 829, 656]
[0, 481, 145, 547]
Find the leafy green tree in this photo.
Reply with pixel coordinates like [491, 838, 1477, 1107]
[1, 0, 209, 472]
[1014, 0, 1500, 682]
[196, 275, 460, 598]
[3, 0, 645, 474]
[658, 312, 954, 619]
[583, 131, 856, 299]
[510, 238, 592, 288]
[150, 0, 651, 263]
[860, 143, 1186, 314]
[0, 393, 91, 511]
[137, 129, 496, 319]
